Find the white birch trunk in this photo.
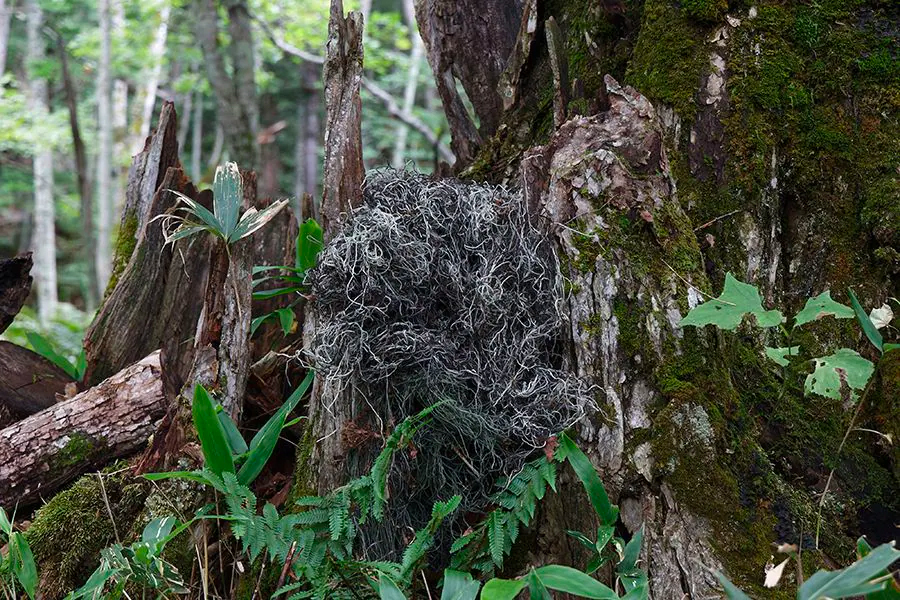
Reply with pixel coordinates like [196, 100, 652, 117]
[25, 0, 57, 325]
[112, 0, 128, 221]
[133, 0, 170, 148]
[0, 0, 11, 79]
[391, 0, 424, 168]
[96, 0, 113, 294]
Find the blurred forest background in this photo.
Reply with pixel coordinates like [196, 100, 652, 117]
[0, 0, 448, 361]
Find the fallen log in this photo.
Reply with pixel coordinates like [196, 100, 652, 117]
[0, 252, 33, 334]
[0, 341, 73, 417]
[0, 352, 164, 509]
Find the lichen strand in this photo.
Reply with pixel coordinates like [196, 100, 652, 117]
[26, 471, 149, 598]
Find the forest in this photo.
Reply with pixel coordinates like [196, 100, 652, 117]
[0, 0, 897, 598]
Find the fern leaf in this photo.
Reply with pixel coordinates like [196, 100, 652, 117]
[487, 512, 505, 568]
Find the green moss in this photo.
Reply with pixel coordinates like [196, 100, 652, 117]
[104, 213, 139, 297]
[27, 472, 149, 598]
[626, 0, 710, 118]
[680, 0, 727, 22]
[54, 433, 102, 470]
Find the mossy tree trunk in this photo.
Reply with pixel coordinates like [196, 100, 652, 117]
[396, 0, 898, 596]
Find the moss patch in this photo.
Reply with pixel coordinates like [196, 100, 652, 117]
[26, 472, 149, 598]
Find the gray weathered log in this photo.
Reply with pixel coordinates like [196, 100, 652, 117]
[0, 252, 32, 334]
[0, 352, 164, 509]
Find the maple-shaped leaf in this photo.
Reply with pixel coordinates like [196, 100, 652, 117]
[793, 291, 854, 327]
[680, 273, 784, 330]
[804, 348, 875, 401]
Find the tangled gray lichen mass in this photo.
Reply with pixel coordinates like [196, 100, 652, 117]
[310, 170, 594, 547]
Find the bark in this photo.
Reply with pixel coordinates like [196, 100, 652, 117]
[0, 0, 11, 79]
[320, 0, 364, 240]
[413, 0, 522, 167]
[55, 32, 99, 311]
[0, 341, 74, 418]
[25, 0, 56, 324]
[96, 0, 113, 295]
[0, 252, 32, 334]
[194, 0, 259, 168]
[0, 352, 165, 509]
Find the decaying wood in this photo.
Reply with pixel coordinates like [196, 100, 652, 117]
[545, 17, 568, 130]
[321, 0, 364, 241]
[0, 341, 73, 417]
[0, 352, 164, 509]
[0, 252, 32, 334]
[83, 166, 207, 386]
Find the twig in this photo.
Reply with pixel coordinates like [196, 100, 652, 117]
[659, 258, 732, 304]
[274, 541, 299, 596]
[421, 571, 434, 600]
[693, 208, 744, 231]
[96, 473, 121, 544]
[815, 379, 874, 548]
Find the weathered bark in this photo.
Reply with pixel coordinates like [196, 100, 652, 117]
[320, 1, 364, 240]
[25, 0, 57, 324]
[0, 253, 32, 334]
[0, 352, 164, 509]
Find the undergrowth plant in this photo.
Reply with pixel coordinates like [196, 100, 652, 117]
[250, 217, 323, 336]
[0, 507, 36, 600]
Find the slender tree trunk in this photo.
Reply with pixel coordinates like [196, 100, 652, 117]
[194, 0, 259, 168]
[132, 0, 170, 147]
[0, 0, 11, 79]
[391, 0, 424, 169]
[95, 0, 113, 296]
[191, 91, 203, 181]
[56, 32, 98, 311]
[111, 0, 128, 221]
[294, 63, 320, 220]
[25, 0, 56, 324]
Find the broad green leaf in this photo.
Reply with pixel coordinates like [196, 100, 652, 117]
[848, 289, 883, 353]
[793, 291, 854, 326]
[532, 565, 618, 599]
[141, 516, 177, 544]
[526, 570, 553, 600]
[227, 199, 290, 243]
[251, 286, 301, 301]
[166, 223, 209, 243]
[765, 346, 800, 367]
[441, 570, 481, 600]
[213, 162, 242, 237]
[559, 433, 618, 526]
[192, 384, 236, 477]
[0, 506, 11, 535]
[714, 571, 753, 600]
[297, 218, 324, 271]
[26, 332, 78, 379]
[239, 370, 315, 485]
[885, 343, 900, 353]
[218, 408, 249, 455]
[480, 578, 526, 600]
[74, 351, 87, 381]
[276, 308, 295, 334]
[680, 273, 783, 330]
[799, 541, 900, 599]
[251, 313, 276, 336]
[9, 531, 37, 599]
[377, 572, 407, 600]
[804, 348, 875, 400]
[566, 530, 597, 552]
[618, 526, 643, 572]
[856, 538, 900, 600]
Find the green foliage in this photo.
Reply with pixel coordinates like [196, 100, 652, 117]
[159, 163, 288, 247]
[67, 518, 188, 599]
[251, 218, 323, 336]
[2, 304, 92, 376]
[793, 291, 855, 327]
[25, 331, 86, 380]
[0, 507, 37, 600]
[849, 290, 884, 354]
[765, 346, 800, 367]
[679, 273, 784, 330]
[805, 349, 875, 401]
[190, 384, 236, 477]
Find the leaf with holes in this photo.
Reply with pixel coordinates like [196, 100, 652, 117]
[804, 348, 874, 401]
[680, 273, 783, 330]
[793, 291, 854, 327]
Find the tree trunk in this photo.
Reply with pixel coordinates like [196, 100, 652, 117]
[294, 62, 320, 220]
[131, 0, 170, 148]
[96, 0, 113, 296]
[0, 253, 33, 335]
[191, 90, 203, 182]
[56, 32, 99, 311]
[0, 0, 11, 79]
[194, 0, 259, 168]
[25, 0, 57, 325]
[390, 0, 424, 169]
[0, 352, 164, 509]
